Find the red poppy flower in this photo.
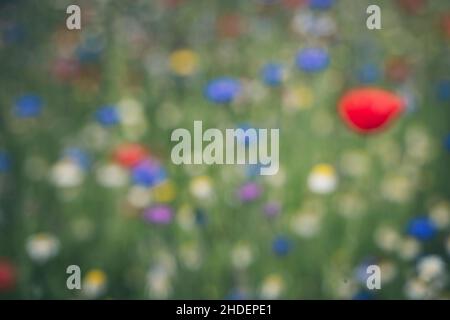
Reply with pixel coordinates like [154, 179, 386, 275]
[113, 143, 149, 168]
[217, 14, 244, 39]
[0, 259, 16, 292]
[441, 13, 450, 39]
[397, 0, 427, 15]
[338, 87, 405, 134]
[385, 57, 411, 83]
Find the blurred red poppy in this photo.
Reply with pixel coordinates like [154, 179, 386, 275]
[385, 57, 411, 83]
[217, 14, 245, 39]
[338, 87, 405, 134]
[0, 259, 16, 292]
[397, 0, 427, 15]
[113, 143, 149, 168]
[441, 13, 450, 39]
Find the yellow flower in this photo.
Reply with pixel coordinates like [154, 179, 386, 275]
[189, 176, 213, 200]
[86, 269, 106, 286]
[168, 49, 198, 76]
[283, 85, 314, 112]
[152, 181, 176, 203]
[83, 269, 107, 298]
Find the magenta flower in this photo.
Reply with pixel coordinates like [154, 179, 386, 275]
[237, 182, 262, 202]
[143, 205, 173, 224]
[263, 202, 281, 218]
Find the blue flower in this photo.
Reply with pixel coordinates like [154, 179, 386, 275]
[204, 77, 241, 104]
[358, 63, 380, 84]
[64, 148, 91, 170]
[352, 291, 374, 300]
[309, 0, 335, 10]
[272, 236, 293, 256]
[444, 133, 450, 152]
[436, 79, 450, 102]
[261, 63, 284, 86]
[195, 208, 208, 226]
[407, 216, 437, 241]
[3, 23, 25, 44]
[132, 160, 167, 187]
[295, 48, 329, 73]
[13, 94, 43, 118]
[0, 151, 11, 173]
[95, 105, 120, 127]
[76, 36, 104, 63]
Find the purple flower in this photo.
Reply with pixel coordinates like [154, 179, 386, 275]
[263, 202, 281, 218]
[204, 77, 241, 104]
[237, 182, 262, 202]
[143, 205, 173, 224]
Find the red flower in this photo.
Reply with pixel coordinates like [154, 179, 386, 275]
[0, 259, 16, 292]
[113, 143, 149, 168]
[397, 0, 427, 15]
[338, 87, 405, 134]
[441, 13, 450, 39]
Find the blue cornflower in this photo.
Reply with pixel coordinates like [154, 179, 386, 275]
[132, 159, 167, 187]
[64, 148, 91, 170]
[309, 0, 335, 10]
[295, 47, 329, 73]
[0, 151, 11, 173]
[3, 23, 25, 44]
[352, 291, 374, 300]
[204, 77, 241, 104]
[95, 105, 120, 127]
[358, 63, 380, 84]
[436, 79, 450, 102]
[272, 236, 293, 256]
[261, 63, 284, 86]
[13, 94, 43, 118]
[444, 133, 450, 152]
[407, 216, 437, 241]
[195, 208, 208, 226]
[76, 36, 104, 63]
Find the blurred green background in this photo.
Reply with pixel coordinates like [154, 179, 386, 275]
[0, 0, 449, 299]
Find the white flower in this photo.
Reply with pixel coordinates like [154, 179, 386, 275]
[260, 274, 284, 299]
[179, 243, 202, 271]
[291, 211, 322, 238]
[127, 186, 152, 209]
[339, 150, 370, 178]
[429, 201, 450, 229]
[397, 237, 421, 261]
[147, 266, 172, 299]
[307, 164, 337, 194]
[176, 204, 195, 231]
[404, 278, 428, 300]
[231, 243, 253, 270]
[96, 163, 128, 188]
[189, 176, 214, 200]
[374, 226, 400, 252]
[50, 159, 84, 188]
[417, 255, 446, 283]
[380, 173, 415, 203]
[26, 233, 60, 263]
